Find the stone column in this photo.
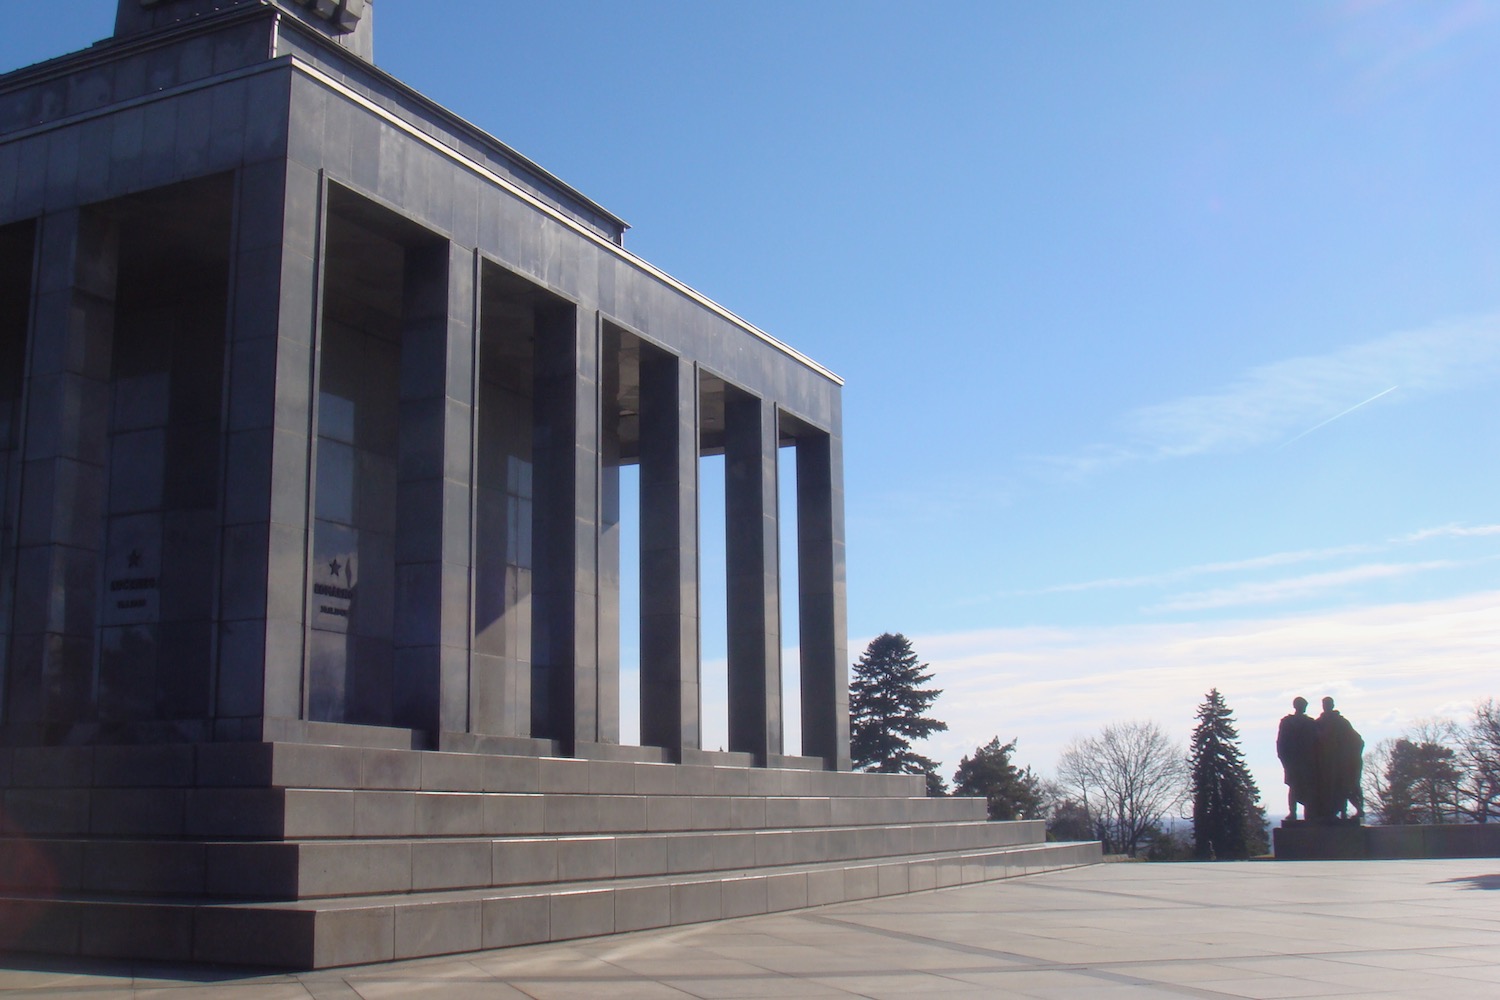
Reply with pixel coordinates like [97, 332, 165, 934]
[638, 348, 699, 760]
[796, 427, 849, 770]
[724, 389, 780, 765]
[532, 306, 603, 754]
[8, 208, 116, 739]
[392, 240, 474, 738]
[216, 160, 319, 738]
[596, 326, 622, 747]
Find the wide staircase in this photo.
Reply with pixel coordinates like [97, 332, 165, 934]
[0, 742, 1101, 968]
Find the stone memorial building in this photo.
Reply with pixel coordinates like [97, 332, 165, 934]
[0, 0, 1098, 968]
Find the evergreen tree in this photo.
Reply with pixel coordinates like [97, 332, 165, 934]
[1189, 689, 1268, 859]
[849, 633, 947, 791]
[1045, 797, 1096, 843]
[952, 736, 1044, 820]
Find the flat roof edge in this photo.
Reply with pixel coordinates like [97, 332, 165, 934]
[273, 11, 631, 238]
[291, 59, 844, 386]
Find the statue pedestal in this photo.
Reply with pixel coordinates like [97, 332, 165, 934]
[1273, 820, 1365, 860]
[1274, 821, 1500, 860]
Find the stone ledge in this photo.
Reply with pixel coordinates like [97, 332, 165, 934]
[1, 742, 927, 797]
[3, 785, 990, 839]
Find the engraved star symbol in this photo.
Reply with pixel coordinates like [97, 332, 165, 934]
[329, 558, 342, 577]
[128, 549, 142, 569]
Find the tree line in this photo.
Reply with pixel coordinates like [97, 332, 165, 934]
[853, 632, 1500, 857]
[849, 633, 1286, 859]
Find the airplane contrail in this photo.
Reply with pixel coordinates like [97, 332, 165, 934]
[1281, 384, 1400, 447]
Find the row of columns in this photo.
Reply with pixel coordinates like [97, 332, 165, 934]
[2, 163, 848, 768]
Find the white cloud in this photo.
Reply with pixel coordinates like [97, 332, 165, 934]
[904, 590, 1500, 811]
[1041, 315, 1500, 475]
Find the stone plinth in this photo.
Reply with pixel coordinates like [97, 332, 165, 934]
[1274, 822, 1500, 860]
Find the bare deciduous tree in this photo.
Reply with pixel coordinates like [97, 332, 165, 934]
[1362, 737, 1398, 821]
[1459, 699, 1500, 824]
[1056, 720, 1188, 857]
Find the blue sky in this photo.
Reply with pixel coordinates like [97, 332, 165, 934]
[6, 2, 1500, 805]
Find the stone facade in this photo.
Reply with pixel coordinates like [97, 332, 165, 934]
[0, 1, 1099, 967]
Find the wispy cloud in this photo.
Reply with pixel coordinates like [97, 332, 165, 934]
[1405, 523, 1500, 542]
[1039, 315, 1500, 476]
[1003, 522, 1500, 601]
[1029, 542, 1377, 595]
[1278, 384, 1399, 448]
[1149, 559, 1460, 613]
[1335, 0, 1500, 96]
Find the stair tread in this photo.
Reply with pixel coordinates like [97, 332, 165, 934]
[6, 817, 1032, 845]
[0, 840, 1095, 910]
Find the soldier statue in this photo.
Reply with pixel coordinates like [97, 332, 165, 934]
[1276, 696, 1318, 822]
[1278, 695, 1364, 824]
[1314, 696, 1364, 821]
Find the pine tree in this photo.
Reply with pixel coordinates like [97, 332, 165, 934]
[1189, 689, 1268, 859]
[849, 633, 947, 790]
[952, 736, 1044, 820]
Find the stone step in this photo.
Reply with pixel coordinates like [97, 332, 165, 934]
[6, 819, 1043, 900]
[2, 785, 987, 839]
[0, 840, 1102, 969]
[2, 743, 927, 797]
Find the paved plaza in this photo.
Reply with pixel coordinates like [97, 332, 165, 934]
[3, 858, 1498, 998]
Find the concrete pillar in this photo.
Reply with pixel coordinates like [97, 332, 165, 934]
[724, 389, 780, 765]
[638, 348, 699, 759]
[8, 208, 116, 739]
[215, 160, 319, 738]
[531, 306, 602, 754]
[796, 427, 850, 770]
[596, 326, 621, 747]
[469, 264, 536, 739]
[392, 240, 474, 737]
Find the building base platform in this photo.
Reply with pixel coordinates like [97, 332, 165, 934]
[0, 742, 1100, 968]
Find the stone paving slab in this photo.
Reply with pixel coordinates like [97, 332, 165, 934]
[3, 859, 1498, 998]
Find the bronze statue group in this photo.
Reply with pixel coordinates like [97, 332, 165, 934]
[1277, 696, 1364, 823]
